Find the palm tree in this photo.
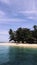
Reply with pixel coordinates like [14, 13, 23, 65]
[33, 25, 37, 30]
[9, 29, 14, 42]
[33, 25, 37, 43]
[16, 28, 22, 43]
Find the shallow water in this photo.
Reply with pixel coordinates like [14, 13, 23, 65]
[0, 46, 37, 65]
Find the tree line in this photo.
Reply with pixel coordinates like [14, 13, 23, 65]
[9, 25, 37, 43]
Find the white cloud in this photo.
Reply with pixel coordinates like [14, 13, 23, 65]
[27, 16, 33, 19]
[27, 16, 37, 20]
[0, 10, 5, 18]
[0, 0, 10, 5]
[19, 10, 37, 14]
[0, 18, 25, 24]
[0, 0, 13, 5]
[19, 10, 37, 20]
[0, 30, 8, 35]
[0, 34, 9, 42]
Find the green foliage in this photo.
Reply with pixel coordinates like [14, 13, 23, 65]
[9, 29, 14, 41]
[33, 25, 37, 30]
[9, 25, 37, 43]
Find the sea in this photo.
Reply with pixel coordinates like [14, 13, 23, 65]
[0, 46, 37, 65]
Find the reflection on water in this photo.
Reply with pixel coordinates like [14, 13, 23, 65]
[0, 46, 37, 65]
[0, 46, 9, 65]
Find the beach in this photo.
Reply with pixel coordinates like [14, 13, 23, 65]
[0, 43, 37, 48]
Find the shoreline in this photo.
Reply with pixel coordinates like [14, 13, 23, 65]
[0, 43, 37, 48]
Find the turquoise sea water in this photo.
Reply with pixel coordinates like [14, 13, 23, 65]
[0, 46, 37, 65]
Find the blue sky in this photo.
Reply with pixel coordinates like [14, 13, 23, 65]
[0, 0, 37, 42]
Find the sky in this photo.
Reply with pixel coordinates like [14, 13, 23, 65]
[0, 0, 37, 42]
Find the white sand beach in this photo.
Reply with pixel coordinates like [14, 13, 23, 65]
[0, 43, 37, 48]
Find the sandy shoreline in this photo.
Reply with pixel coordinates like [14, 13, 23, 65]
[0, 43, 37, 48]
